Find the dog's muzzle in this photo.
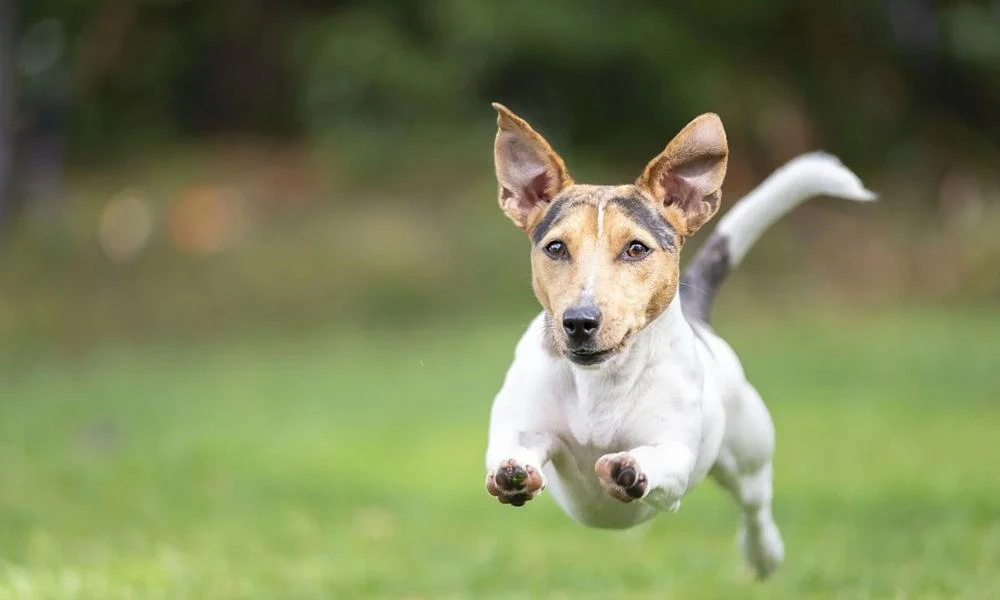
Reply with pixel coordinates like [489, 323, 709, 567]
[562, 304, 617, 366]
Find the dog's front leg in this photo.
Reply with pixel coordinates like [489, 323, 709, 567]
[483, 317, 561, 507]
[595, 443, 695, 512]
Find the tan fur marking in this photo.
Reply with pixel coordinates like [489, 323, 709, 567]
[529, 185, 681, 357]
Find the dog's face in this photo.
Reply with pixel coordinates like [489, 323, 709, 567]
[526, 184, 683, 366]
[492, 103, 729, 366]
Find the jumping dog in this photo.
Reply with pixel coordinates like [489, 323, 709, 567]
[483, 103, 874, 578]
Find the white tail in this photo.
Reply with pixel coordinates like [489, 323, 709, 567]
[715, 152, 876, 267]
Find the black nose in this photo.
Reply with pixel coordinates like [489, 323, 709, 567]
[562, 305, 602, 345]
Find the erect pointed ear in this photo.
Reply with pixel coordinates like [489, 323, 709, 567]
[636, 113, 729, 238]
[492, 103, 573, 230]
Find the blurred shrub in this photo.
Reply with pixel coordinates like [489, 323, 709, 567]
[4, 1, 999, 354]
[14, 0, 1000, 177]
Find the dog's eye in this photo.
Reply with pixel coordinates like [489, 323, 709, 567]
[543, 240, 568, 260]
[623, 241, 651, 260]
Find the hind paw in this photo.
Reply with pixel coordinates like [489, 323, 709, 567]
[740, 519, 785, 579]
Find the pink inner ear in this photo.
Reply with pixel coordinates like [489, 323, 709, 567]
[673, 156, 722, 184]
[659, 154, 724, 208]
[500, 171, 552, 212]
[496, 124, 565, 224]
[661, 172, 699, 208]
[504, 171, 551, 215]
[528, 172, 551, 204]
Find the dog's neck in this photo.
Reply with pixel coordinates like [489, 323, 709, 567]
[563, 296, 700, 407]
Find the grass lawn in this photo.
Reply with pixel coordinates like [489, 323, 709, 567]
[1, 308, 998, 599]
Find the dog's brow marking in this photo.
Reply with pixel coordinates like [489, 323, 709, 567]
[596, 201, 606, 239]
[609, 196, 675, 250]
[532, 197, 582, 245]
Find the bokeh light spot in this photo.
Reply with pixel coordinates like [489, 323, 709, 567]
[98, 190, 154, 263]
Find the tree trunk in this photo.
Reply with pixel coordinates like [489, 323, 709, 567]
[0, 0, 15, 227]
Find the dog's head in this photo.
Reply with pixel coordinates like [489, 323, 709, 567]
[492, 103, 728, 367]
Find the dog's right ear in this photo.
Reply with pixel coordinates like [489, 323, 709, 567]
[493, 103, 573, 230]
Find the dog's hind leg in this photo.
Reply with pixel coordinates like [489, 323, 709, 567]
[711, 383, 785, 579]
[713, 459, 784, 578]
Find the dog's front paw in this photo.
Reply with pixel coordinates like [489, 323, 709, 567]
[486, 459, 545, 507]
[595, 453, 648, 503]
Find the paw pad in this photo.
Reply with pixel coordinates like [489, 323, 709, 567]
[595, 454, 648, 502]
[486, 459, 544, 507]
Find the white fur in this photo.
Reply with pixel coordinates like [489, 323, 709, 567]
[716, 152, 875, 266]
[485, 153, 874, 578]
[583, 201, 607, 296]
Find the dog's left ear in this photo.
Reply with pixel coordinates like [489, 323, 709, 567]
[493, 103, 573, 230]
[637, 113, 728, 238]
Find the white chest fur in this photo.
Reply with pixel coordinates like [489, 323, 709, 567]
[486, 300, 724, 528]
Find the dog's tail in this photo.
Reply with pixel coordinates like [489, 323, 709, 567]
[680, 152, 875, 324]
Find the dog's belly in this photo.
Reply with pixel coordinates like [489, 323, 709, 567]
[542, 446, 658, 529]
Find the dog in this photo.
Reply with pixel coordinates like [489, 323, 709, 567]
[483, 103, 874, 578]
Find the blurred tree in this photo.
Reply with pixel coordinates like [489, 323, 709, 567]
[0, 0, 14, 227]
[18, 16, 69, 216]
[4, 0, 999, 210]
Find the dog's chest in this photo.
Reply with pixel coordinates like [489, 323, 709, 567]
[558, 369, 672, 451]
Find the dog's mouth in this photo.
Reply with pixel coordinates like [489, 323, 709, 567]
[565, 333, 633, 367]
[567, 347, 616, 366]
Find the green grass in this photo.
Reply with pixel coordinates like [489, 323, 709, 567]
[1, 308, 999, 599]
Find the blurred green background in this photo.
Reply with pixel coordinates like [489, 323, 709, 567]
[1, 1, 999, 598]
